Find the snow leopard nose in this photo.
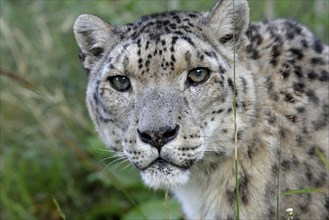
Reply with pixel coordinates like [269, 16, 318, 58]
[137, 125, 179, 152]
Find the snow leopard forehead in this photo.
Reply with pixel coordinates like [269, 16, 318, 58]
[120, 11, 206, 41]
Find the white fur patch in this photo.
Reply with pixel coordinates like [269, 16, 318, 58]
[141, 163, 191, 189]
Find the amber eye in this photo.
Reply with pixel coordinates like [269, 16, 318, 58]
[109, 75, 131, 92]
[187, 67, 210, 85]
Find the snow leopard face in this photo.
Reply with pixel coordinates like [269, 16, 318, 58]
[73, 0, 255, 188]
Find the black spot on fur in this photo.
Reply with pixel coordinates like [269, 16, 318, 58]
[296, 135, 303, 146]
[270, 45, 281, 65]
[271, 164, 278, 175]
[171, 55, 176, 62]
[286, 114, 297, 123]
[290, 48, 304, 60]
[268, 114, 276, 124]
[296, 107, 305, 113]
[307, 71, 317, 80]
[305, 166, 313, 182]
[265, 77, 274, 91]
[252, 34, 263, 45]
[280, 64, 291, 78]
[99, 116, 113, 123]
[219, 34, 234, 44]
[311, 57, 325, 65]
[172, 15, 181, 23]
[188, 13, 198, 18]
[308, 146, 319, 156]
[315, 173, 326, 187]
[284, 93, 295, 103]
[319, 70, 328, 81]
[239, 175, 250, 205]
[182, 36, 195, 46]
[281, 160, 291, 171]
[284, 20, 302, 39]
[204, 50, 217, 59]
[281, 157, 300, 171]
[240, 76, 247, 93]
[313, 38, 324, 53]
[226, 189, 235, 206]
[306, 89, 319, 105]
[301, 39, 308, 48]
[250, 50, 260, 60]
[293, 82, 305, 94]
[227, 78, 235, 95]
[79, 51, 86, 62]
[293, 65, 303, 78]
[279, 126, 286, 138]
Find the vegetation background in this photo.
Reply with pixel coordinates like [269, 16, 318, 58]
[0, 0, 328, 219]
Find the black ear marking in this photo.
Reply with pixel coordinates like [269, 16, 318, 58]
[219, 34, 234, 44]
[91, 47, 104, 58]
[79, 50, 86, 62]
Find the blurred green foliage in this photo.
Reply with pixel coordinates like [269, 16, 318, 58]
[0, 0, 328, 219]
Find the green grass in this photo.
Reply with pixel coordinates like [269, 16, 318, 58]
[1, 0, 328, 219]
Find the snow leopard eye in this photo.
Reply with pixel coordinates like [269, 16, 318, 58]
[187, 67, 210, 86]
[109, 75, 131, 92]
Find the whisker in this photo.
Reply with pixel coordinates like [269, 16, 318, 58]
[122, 162, 134, 171]
[201, 155, 217, 164]
[128, 165, 136, 173]
[97, 154, 122, 163]
[100, 157, 126, 173]
[94, 147, 118, 154]
[111, 159, 130, 171]
[203, 138, 226, 144]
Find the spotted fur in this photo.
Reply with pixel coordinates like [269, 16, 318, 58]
[73, 0, 328, 218]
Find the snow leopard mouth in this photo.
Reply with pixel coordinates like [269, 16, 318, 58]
[140, 157, 193, 189]
[142, 157, 191, 171]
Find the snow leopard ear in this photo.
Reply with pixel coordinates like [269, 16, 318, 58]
[208, 0, 249, 45]
[73, 14, 114, 73]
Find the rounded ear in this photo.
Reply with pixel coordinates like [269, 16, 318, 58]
[73, 14, 113, 58]
[208, 0, 249, 45]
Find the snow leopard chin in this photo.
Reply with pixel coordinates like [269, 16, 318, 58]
[141, 162, 191, 189]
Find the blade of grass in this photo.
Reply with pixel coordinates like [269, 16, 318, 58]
[315, 148, 329, 171]
[280, 188, 325, 196]
[53, 198, 66, 220]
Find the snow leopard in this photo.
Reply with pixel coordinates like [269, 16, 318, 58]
[73, 0, 329, 219]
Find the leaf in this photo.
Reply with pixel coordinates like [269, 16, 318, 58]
[280, 188, 325, 196]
